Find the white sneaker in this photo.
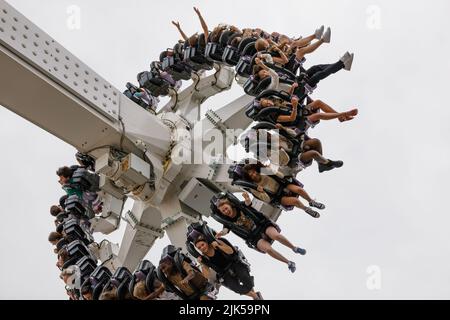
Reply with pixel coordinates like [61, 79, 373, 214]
[344, 53, 354, 71]
[321, 27, 331, 43]
[315, 25, 325, 39]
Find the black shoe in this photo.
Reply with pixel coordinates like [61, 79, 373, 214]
[319, 160, 344, 173]
[305, 207, 320, 218]
[331, 160, 344, 169]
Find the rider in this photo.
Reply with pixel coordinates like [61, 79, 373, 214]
[214, 192, 306, 273]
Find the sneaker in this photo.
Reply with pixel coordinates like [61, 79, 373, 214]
[309, 200, 326, 210]
[305, 207, 320, 218]
[318, 159, 343, 173]
[321, 27, 331, 43]
[293, 247, 307, 255]
[343, 53, 354, 71]
[288, 261, 296, 273]
[330, 160, 344, 169]
[315, 25, 325, 39]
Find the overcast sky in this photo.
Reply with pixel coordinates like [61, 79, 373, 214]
[1, 0, 450, 300]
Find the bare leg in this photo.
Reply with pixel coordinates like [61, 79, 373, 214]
[286, 184, 313, 202]
[265, 226, 296, 250]
[308, 100, 358, 122]
[256, 239, 290, 265]
[300, 150, 328, 165]
[295, 40, 324, 60]
[304, 138, 323, 155]
[308, 112, 345, 123]
[281, 196, 307, 210]
[291, 34, 316, 49]
[308, 99, 339, 113]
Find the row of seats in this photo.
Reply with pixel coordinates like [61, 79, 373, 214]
[48, 20, 354, 298]
[122, 24, 327, 113]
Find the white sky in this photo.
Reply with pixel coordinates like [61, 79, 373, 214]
[1, 0, 450, 300]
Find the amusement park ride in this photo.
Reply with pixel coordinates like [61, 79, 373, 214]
[0, 0, 283, 274]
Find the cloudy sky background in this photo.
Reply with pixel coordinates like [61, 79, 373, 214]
[1, 0, 449, 299]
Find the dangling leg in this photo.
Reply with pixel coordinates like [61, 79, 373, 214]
[256, 238, 290, 264]
[265, 226, 307, 255]
[295, 39, 325, 61]
[281, 196, 320, 218]
[308, 100, 358, 122]
[286, 184, 326, 210]
[306, 61, 345, 87]
[303, 139, 324, 158]
[286, 184, 312, 202]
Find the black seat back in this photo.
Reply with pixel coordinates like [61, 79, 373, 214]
[129, 260, 157, 296]
[64, 195, 86, 218]
[85, 266, 112, 300]
[75, 256, 97, 284]
[137, 71, 170, 97]
[62, 240, 92, 270]
[243, 76, 271, 96]
[71, 168, 100, 192]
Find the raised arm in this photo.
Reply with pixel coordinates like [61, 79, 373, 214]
[213, 240, 234, 255]
[193, 7, 209, 42]
[242, 192, 252, 206]
[271, 46, 289, 66]
[172, 21, 189, 42]
[216, 227, 230, 238]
